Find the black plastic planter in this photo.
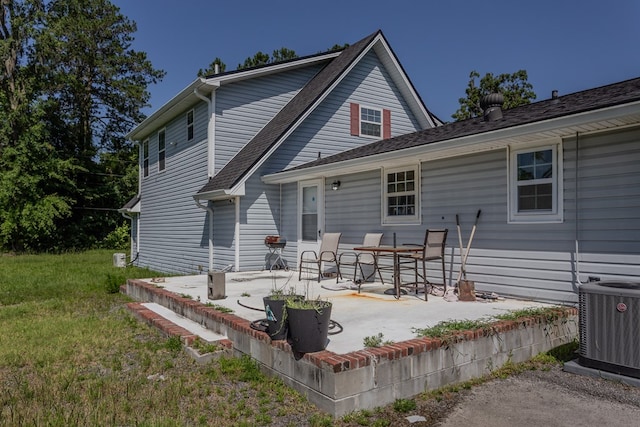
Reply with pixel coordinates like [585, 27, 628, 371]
[263, 295, 303, 340]
[286, 301, 332, 354]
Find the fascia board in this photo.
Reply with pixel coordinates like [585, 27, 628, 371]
[373, 37, 435, 129]
[126, 78, 219, 141]
[193, 183, 245, 202]
[262, 101, 640, 184]
[126, 53, 339, 141]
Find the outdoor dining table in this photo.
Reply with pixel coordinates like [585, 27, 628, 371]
[352, 245, 423, 299]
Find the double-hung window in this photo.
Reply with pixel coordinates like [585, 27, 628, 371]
[187, 110, 194, 141]
[508, 142, 563, 223]
[360, 107, 381, 137]
[142, 139, 149, 178]
[158, 129, 166, 172]
[350, 103, 391, 139]
[382, 165, 420, 225]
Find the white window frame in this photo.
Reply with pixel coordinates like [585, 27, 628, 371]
[507, 141, 563, 223]
[187, 109, 194, 141]
[360, 105, 382, 139]
[158, 129, 166, 172]
[142, 139, 149, 178]
[381, 165, 421, 225]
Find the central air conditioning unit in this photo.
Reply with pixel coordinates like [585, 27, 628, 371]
[579, 281, 640, 378]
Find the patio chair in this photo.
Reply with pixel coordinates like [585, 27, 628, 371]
[338, 233, 384, 292]
[298, 232, 342, 283]
[397, 229, 448, 300]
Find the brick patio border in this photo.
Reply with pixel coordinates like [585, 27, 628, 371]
[124, 279, 578, 416]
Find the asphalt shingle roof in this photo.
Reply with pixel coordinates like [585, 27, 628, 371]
[196, 30, 382, 195]
[284, 76, 640, 171]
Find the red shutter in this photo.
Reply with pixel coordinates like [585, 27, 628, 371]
[350, 103, 360, 136]
[383, 109, 391, 139]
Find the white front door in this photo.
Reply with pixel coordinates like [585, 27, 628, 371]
[298, 179, 324, 259]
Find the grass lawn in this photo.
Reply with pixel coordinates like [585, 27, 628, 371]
[0, 250, 575, 426]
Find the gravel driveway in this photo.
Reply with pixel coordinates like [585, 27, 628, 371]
[437, 364, 640, 427]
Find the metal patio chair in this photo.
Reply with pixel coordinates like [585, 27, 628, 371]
[298, 232, 342, 283]
[397, 229, 448, 300]
[338, 233, 384, 292]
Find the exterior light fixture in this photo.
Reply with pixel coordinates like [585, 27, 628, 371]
[331, 180, 341, 191]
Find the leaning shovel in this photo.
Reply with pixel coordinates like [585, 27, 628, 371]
[457, 210, 481, 301]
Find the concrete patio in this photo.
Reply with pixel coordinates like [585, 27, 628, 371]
[124, 270, 579, 416]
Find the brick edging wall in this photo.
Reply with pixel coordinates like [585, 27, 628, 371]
[123, 279, 578, 416]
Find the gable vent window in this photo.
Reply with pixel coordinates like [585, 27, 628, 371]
[158, 129, 166, 172]
[187, 109, 194, 141]
[350, 103, 391, 139]
[143, 139, 149, 178]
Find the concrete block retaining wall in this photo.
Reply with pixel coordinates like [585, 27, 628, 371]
[125, 279, 578, 417]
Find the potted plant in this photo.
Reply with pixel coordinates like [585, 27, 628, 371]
[285, 297, 333, 354]
[263, 288, 303, 340]
[262, 274, 303, 341]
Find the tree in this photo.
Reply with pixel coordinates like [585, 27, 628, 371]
[0, 0, 164, 251]
[237, 47, 297, 70]
[452, 70, 536, 121]
[197, 57, 226, 77]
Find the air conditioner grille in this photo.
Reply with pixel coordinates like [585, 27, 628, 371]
[579, 281, 640, 378]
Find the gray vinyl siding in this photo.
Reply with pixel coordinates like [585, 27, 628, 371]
[320, 126, 640, 303]
[229, 51, 426, 271]
[137, 101, 210, 274]
[268, 51, 424, 172]
[214, 65, 323, 173]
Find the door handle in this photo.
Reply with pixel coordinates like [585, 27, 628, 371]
[318, 229, 321, 236]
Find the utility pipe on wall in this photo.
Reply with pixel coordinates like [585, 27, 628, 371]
[194, 198, 214, 271]
[193, 87, 216, 177]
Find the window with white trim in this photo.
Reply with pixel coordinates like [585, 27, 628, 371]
[158, 129, 166, 172]
[350, 103, 391, 139]
[187, 110, 194, 141]
[142, 139, 149, 178]
[382, 165, 420, 225]
[508, 143, 563, 223]
[360, 107, 382, 137]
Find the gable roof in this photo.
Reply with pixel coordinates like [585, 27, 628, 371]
[195, 30, 438, 199]
[263, 76, 640, 183]
[126, 50, 342, 142]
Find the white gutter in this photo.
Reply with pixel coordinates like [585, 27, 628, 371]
[262, 101, 640, 184]
[194, 87, 217, 177]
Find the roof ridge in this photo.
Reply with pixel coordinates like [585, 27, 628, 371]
[196, 30, 382, 196]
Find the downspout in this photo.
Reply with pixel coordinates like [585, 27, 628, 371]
[235, 196, 240, 272]
[194, 198, 214, 271]
[193, 87, 216, 177]
[574, 131, 586, 287]
[120, 211, 138, 262]
[194, 86, 216, 271]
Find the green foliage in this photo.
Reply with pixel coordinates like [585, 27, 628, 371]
[197, 56, 226, 77]
[238, 49, 292, 70]
[0, 0, 164, 253]
[104, 272, 126, 293]
[392, 398, 416, 413]
[165, 336, 183, 353]
[452, 69, 536, 121]
[100, 221, 130, 250]
[363, 332, 394, 348]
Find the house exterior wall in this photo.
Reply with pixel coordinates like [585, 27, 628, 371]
[317, 126, 640, 303]
[267, 51, 423, 172]
[136, 100, 210, 274]
[214, 65, 324, 172]
[135, 64, 324, 273]
[235, 51, 428, 271]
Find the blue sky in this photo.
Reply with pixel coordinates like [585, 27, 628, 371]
[113, 0, 640, 121]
